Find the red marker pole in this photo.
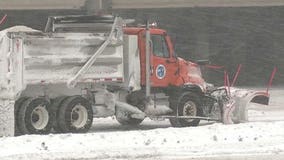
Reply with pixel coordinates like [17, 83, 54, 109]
[0, 14, 7, 25]
[205, 64, 224, 70]
[266, 67, 277, 94]
[224, 70, 227, 87]
[226, 71, 231, 97]
[231, 64, 242, 87]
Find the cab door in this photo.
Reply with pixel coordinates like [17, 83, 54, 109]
[150, 33, 178, 87]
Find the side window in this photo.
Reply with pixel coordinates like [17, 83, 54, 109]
[151, 35, 170, 58]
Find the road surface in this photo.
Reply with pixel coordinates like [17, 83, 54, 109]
[0, 88, 284, 160]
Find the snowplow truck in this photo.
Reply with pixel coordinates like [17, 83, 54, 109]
[0, 15, 270, 136]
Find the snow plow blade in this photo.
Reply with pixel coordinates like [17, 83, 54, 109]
[223, 88, 269, 124]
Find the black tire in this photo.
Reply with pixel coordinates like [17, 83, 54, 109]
[50, 96, 68, 133]
[58, 96, 93, 133]
[18, 97, 52, 134]
[14, 97, 29, 136]
[169, 92, 202, 127]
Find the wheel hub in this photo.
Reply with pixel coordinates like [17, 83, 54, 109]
[32, 113, 40, 123]
[183, 101, 197, 122]
[72, 112, 79, 121]
[31, 105, 49, 130]
[71, 104, 88, 128]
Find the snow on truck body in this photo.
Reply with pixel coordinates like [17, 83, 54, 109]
[0, 26, 125, 98]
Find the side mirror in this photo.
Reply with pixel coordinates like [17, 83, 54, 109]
[196, 60, 210, 65]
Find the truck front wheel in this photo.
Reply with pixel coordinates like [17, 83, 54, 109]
[169, 92, 202, 127]
[18, 97, 52, 134]
[58, 96, 93, 133]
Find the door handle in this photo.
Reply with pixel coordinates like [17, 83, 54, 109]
[150, 66, 154, 75]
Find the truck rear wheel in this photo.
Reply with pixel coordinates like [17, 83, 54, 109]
[18, 97, 52, 134]
[58, 96, 93, 133]
[50, 96, 68, 133]
[15, 97, 29, 136]
[169, 92, 202, 127]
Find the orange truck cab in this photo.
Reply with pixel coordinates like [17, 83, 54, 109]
[124, 27, 207, 92]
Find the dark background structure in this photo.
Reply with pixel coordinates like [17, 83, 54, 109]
[1, 6, 283, 86]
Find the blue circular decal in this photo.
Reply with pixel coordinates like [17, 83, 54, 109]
[156, 64, 166, 79]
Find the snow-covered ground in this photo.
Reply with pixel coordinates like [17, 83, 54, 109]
[0, 88, 284, 160]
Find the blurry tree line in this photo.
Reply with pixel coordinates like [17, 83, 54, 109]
[1, 7, 283, 86]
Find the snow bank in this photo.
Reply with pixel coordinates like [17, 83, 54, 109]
[0, 120, 284, 160]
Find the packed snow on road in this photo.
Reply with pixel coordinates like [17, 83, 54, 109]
[0, 89, 284, 160]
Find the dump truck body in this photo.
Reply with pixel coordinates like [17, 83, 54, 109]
[0, 26, 125, 99]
